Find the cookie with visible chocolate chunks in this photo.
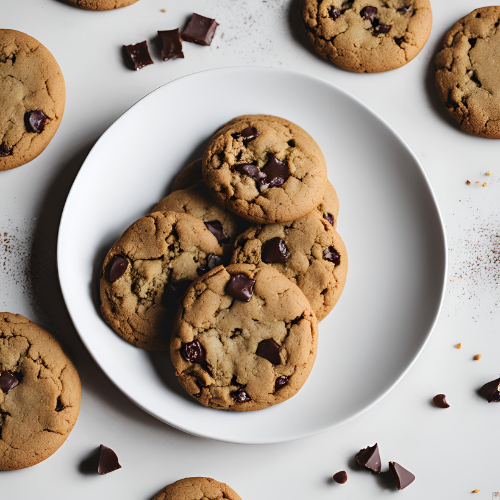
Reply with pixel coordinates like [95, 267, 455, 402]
[67, 0, 138, 10]
[153, 477, 242, 500]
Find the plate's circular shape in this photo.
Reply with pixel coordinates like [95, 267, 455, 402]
[57, 67, 447, 444]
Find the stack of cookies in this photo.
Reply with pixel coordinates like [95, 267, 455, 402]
[100, 114, 348, 411]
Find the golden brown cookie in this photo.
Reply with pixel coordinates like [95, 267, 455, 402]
[0, 30, 65, 171]
[316, 180, 339, 229]
[67, 0, 139, 10]
[152, 477, 242, 500]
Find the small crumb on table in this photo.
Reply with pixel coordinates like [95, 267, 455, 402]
[486, 171, 492, 175]
[456, 342, 462, 349]
[472, 489, 480, 493]
[482, 183, 487, 187]
[161, 9, 166, 12]
[466, 180, 471, 185]
[473, 354, 482, 361]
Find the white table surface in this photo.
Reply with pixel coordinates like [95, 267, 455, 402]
[1, 0, 499, 498]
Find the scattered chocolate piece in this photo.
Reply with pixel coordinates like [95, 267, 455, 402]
[355, 443, 381, 473]
[106, 255, 128, 283]
[323, 246, 340, 265]
[333, 471, 348, 484]
[0, 144, 12, 157]
[28, 110, 47, 133]
[181, 340, 206, 364]
[480, 377, 500, 402]
[324, 213, 335, 226]
[226, 273, 256, 302]
[0, 371, 19, 393]
[432, 394, 449, 408]
[55, 397, 64, 412]
[197, 254, 224, 276]
[232, 127, 260, 143]
[234, 163, 267, 185]
[262, 237, 290, 264]
[397, 6, 410, 13]
[97, 445, 121, 475]
[275, 375, 289, 391]
[231, 387, 251, 403]
[374, 22, 392, 34]
[261, 153, 289, 189]
[205, 220, 230, 245]
[361, 6, 377, 21]
[158, 29, 184, 61]
[328, 7, 341, 20]
[163, 279, 193, 301]
[256, 339, 281, 365]
[389, 462, 415, 490]
[181, 13, 218, 46]
[123, 41, 154, 70]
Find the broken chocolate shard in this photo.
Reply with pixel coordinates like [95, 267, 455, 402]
[123, 41, 154, 70]
[182, 13, 218, 46]
[158, 29, 184, 61]
[333, 471, 348, 484]
[0, 371, 19, 393]
[432, 394, 449, 408]
[389, 462, 415, 490]
[205, 220, 230, 245]
[97, 445, 121, 475]
[480, 377, 500, 402]
[355, 443, 381, 473]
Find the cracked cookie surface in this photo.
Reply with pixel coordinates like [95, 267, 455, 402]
[0, 313, 81, 471]
[100, 211, 223, 351]
[0, 30, 65, 171]
[231, 211, 348, 321]
[435, 7, 500, 139]
[152, 477, 242, 500]
[202, 114, 327, 224]
[171, 264, 318, 411]
[301, 0, 432, 73]
[67, 0, 138, 10]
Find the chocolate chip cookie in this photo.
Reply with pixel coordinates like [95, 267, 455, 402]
[100, 212, 223, 351]
[202, 114, 328, 224]
[0, 30, 65, 171]
[435, 7, 500, 139]
[317, 180, 339, 229]
[301, 0, 432, 73]
[171, 159, 203, 192]
[152, 477, 242, 500]
[0, 313, 81, 470]
[231, 211, 348, 321]
[67, 0, 139, 10]
[170, 264, 318, 411]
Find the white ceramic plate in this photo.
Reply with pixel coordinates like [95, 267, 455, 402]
[58, 67, 447, 444]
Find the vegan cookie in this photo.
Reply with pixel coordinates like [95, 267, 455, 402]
[67, 0, 139, 10]
[170, 264, 318, 411]
[0, 30, 65, 171]
[435, 7, 500, 139]
[231, 211, 348, 321]
[0, 313, 81, 471]
[152, 477, 242, 500]
[171, 159, 203, 191]
[301, 0, 432, 73]
[202, 114, 328, 224]
[100, 211, 223, 351]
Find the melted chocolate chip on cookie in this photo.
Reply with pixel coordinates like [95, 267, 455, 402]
[197, 254, 224, 276]
[226, 274, 256, 302]
[323, 246, 340, 265]
[0, 371, 19, 393]
[324, 213, 335, 226]
[106, 255, 128, 282]
[261, 153, 289, 189]
[231, 387, 251, 403]
[374, 22, 392, 34]
[0, 144, 12, 157]
[232, 127, 260, 143]
[28, 110, 47, 133]
[361, 6, 377, 21]
[329, 7, 341, 20]
[262, 237, 290, 263]
[275, 375, 289, 391]
[234, 163, 267, 184]
[397, 6, 410, 13]
[181, 340, 206, 364]
[205, 220, 230, 245]
[256, 339, 281, 365]
[55, 397, 64, 412]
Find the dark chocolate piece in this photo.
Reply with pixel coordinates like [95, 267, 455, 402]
[275, 375, 289, 391]
[432, 394, 449, 408]
[97, 445, 121, 475]
[333, 471, 348, 484]
[204, 220, 230, 245]
[55, 397, 64, 412]
[231, 387, 251, 403]
[361, 6, 377, 21]
[123, 41, 154, 70]
[389, 462, 415, 490]
[480, 377, 500, 402]
[329, 7, 341, 20]
[256, 339, 281, 365]
[232, 127, 260, 143]
[397, 6, 410, 13]
[324, 213, 335, 226]
[262, 237, 290, 264]
[158, 29, 184, 61]
[226, 273, 256, 302]
[374, 23, 392, 34]
[0, 371, 19, 393]
[28, 110, 47, 133]
[181, 340, 206, 364]
[234, 163, 267, 184]
[0, 144, 12, 157]
[181, 13, 218, 46]
[355, 443, 381, 473]
[106, 255, 128, 283]
[163, 279, 193, 301]
[323, 246, 340, 265]
[261, 153, 289, 189]
[197, 254, 224, 276]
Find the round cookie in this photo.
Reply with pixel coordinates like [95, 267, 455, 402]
[0, 30, 65, 171]
[171, 159, 203, 192]
[100, 211, 223, 351]
[67, 0, 138, 10]
[435, 7, 500, 139]
[301, 0, 432, 73]
[231, 211, 347, 321]
[152, 477, 242, 500]
[316, 180, 339, 229]
[0, 313, 81, 471]
[170, 264, 318, 411]
[152, 183, 240, 259]
[202, 114, 328, 224]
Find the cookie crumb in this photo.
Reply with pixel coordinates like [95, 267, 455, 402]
[161, 8, 166, 12]
[472, 490, 480, 493]
[473, 354, 482, 361]
[482, 183, 487, 187]
[486, 171, 492, 175]
[456, 342, 462, 349]
[466, 180, 471, 185]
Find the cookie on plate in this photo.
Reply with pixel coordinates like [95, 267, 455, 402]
[301, 0, 432, 73]
[152, 477, 242, 500]
[435, 7, 500, 139]
[67, 0, 139, 10]
[231, 211, 348, 321]
[0, 30, 65, 171]
[100, 211, 223, 351]
[202, 114, 327, 224]
[171, 159, 203, 192]
[170, 264, 318, 411]
[0, 313, 81, 471]
[316, 180, 339, 229]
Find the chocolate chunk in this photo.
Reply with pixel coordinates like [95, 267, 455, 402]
[361, 6, 377, 21]
[333, 471, 348, 484]
[389, 462, 415, 490]
[158, 29, 184, 61]
[0, 144, 12, 157]
[181, 340, 206, 363]
[232, 127, 260, 143]
[374, 23, 392, 34]
[355, 443, 381, 473]
[262, 237, 290, 264]
[0, 371, 19, 393]
[480, 377, 500, 402]
[123, 41, 154, 70]
[261, 153, 289, 189]
[181, 13, 218, 46]
[397, 6, 410, 13]
[226, 273, 256, 302]
[324, 213, 335, 226]
[432, 394, 449, 408]
[231, 387, 251, 403]
[256, 339, 281, 365]
[234, 163, 267, 184]
[329, 7, 341, 20]
[97, 445, 121, 475]
[106, 255, 128, 283]
[205, 220, 230, 245]
[323, 246, 340, 265]
[163, 279, 193, 301]
[55, 397, 64, 412]
[197, 254, 224, 276]
[275, 375, 289, 391]
[28, 110, 47, 133]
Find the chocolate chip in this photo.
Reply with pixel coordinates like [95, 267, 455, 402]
[275, 375, 289, 391]
[374, 23, 392, 34]
[261, 153, 289, 189]
[55, 397, 64, 412]
[389, 462, 415, 490]
[361, 6, 377, 21]
[355, 443, 381, 473]
[323, 246, 340, 265]
[329, 7, 341, 20]
[106, 255, 128, 283]
[432, 394, 449, 408]
[28, 110, 47, 133]
[232, 127, 260, 143]
[397, 6, 410, 13]
[0, 144, 12, 157]
[205, 220, 230, 245]
[97, 445, 121, 475]
[480, 377, 500, 402]
[231, 387, 251, 403]
[324, 213, 335, 226]
[256, 339, 281, 365]
[180, 340, 206, 363]
[123, 41, 154, 70]
[158, 29, 184, 61]
[181, 13, 218, 46]
[262, 237, 290, 264]
[0, 371, 19, 393]
[163, 279, 193, 301]
[333, 471, 348, 484]
[234, 163, 267, 185]
[197, 254, 224, 276]
[226, 273, 256, 302]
